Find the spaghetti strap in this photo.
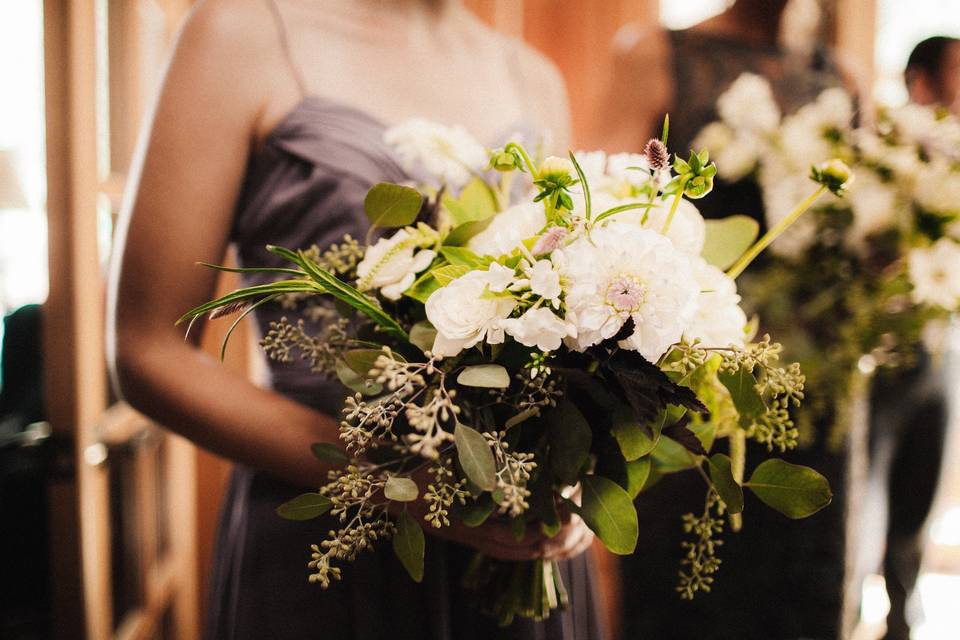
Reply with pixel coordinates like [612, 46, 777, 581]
[263, 0, 306, 96]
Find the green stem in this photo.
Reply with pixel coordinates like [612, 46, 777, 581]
[726, 185, 828, 280]
[505, 142, 539, 178]
[729, 430, 746, 532]
[661, 176, 690, 234]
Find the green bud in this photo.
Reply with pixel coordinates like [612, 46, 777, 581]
[674, 150, 717, 199]
[539, 156, 575, 181]
[489, 148, 521, 172]
[810, 159, 854, 196]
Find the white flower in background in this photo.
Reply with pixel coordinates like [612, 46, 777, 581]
[501, 307, 576, 352]
[847, 172, 898, 245]
[717, 73, 781, 133]
[557, 222, 699, 361]
[908, 239, 960, 311]
[684, 258, 747, 347]
[572, 150, 608, 188]
[694, 121, 735, 156]
[760, 170, 819, 258]
[356, 229, 436, 300]
[426, 268, 517, 358]
[915, 159, 960, 216]
[467, 201, 545, 257]
[714, 133, 764, 181]
[638, 198, 706, 256]
[883, 144, 923, 183]
[383, 119, 487, 191]
[778, 88, 853, 169]
[886, 103, 940, 147]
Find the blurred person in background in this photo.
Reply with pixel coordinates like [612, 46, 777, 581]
[905, 35, 960, 113]
[595, 1, 861, 638]
[107, 1, 601, 639]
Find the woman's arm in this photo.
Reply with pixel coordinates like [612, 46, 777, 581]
[107, 0, 332, 486]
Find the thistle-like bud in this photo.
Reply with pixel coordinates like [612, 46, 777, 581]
[643, 138, 669, 170]
[810, 159, 854, 196]
[209, 300, 249, 320]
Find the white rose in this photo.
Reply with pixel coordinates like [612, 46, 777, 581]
[426, 269, 517, 358]
[908, 239, 960, 311]
[684, 258, 747, 347]
[356, 229, 436, 300]
[502, 307, 577, 352]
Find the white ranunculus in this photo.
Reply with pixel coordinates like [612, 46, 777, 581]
[501, 307, 576, 352]
[638, 198, 706, 257]
[908, 239, 960, 311]
[717, 73, 781, 133]
[383, 119, 488, 191]
[356, 230, 436, 300]
[684, 258, 747, 347]
[556, 222, 699, 361]
[426, 269, 517, 358]
[467, 201, 545, 257]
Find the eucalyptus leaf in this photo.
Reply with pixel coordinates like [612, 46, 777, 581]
[445, 217, 494, 246]
[611, 403, 660, 461]
[335, 359, 382, 396]
[408, 321, 437, 354]
[580, 475, 639, 555]
[393, 510, 425, 583]
[275, 493, 332, 521]
[459, 499, 497, 527]
[546, 401, 592, 486]
[746, 459, 832, 519]
[343, 348, 389, 376]
[701, 215, 760, 270]
[625, 457, 652, 498]
[718, 368, 766, 427]
[364, 182, 423, 228]
[457, 364, 511, 388]
[384, 476, 419, 502]
[454, 423, 497, 491]
[310, 442, 350, 465]
[708, 453, 744, 514]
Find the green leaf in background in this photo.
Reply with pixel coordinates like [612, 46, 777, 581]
[440, 246, 492, 269]
[650, 431, 698, 474]
[432, 264, 470, 286]
[408, 321, 437, 354]
[335, 359, 382, 396]
[393, 510, 425, 583]
[364, 182, 423, 228]
[546, 400, 593, 486]
[384, 476, 419, 502]
[457, 364, 511, 389]
[343, 348, 391, 376]
[745, 459, 832, 519]
[701, 215, 760, 270]
[459, 499, 497, 527]
[455, 423, 497, 491]
[708, 453, 744, 514]
[624, 457, 652, 498]
[310, 442, 350, 465]
[718, 367, 766, 427]
[611, 403, 660, 461]
[442, 177, 498, 226]
[579, 475, 639, 555]
[275, 493, 332, 521]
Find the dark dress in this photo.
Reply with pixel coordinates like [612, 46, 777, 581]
[618, 30, 851, 640]
[204, 96, 603, 640]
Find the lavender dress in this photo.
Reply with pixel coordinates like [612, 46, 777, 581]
[205, 96, 603, 640]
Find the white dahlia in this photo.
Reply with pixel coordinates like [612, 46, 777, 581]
[684, 258, 747, 348]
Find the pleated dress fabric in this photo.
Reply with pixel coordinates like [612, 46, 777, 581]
[204, 96, 604, 640]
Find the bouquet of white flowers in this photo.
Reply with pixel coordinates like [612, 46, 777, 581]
[181, 118, 841, 625]
[697, 73, 960, 441]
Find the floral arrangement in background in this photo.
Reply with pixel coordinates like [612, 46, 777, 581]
[182, 117, 842, 625]
[696, 73, 960, 442]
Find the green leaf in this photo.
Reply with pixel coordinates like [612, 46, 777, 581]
[335, 359, 382, 396]
[343, 348, 389, 376]
[455, 423, 497, 491]
[546, 400, 592, 486]
[701, 215, 760, 270]
[579, 475, 639, 555]
[408, 321, 437, 354]
[177, 279, 320, 326]
[457, 364, 511, 388]
[650, 432, 698, 474]
[708, 453, 744, 514]
[393, 510, 425, 583]
[432, 264, 470, 286]
[384, 476, 419, 502]
[459, 499, 497, 527]
[275, 493, 332, 521]
[444, 218, 494, 247]
[442, 177, 498, 226]
[745, 459, 832, 519]
[718, 368, 766, 428]
[625, 457, 652, 498]
[404, 271, 442, 303]
[439, 246, 491, 269]
[364, 182, 423, 228]
[310, 442, 350, 465]
[569, 151, 591, 220]
[611, 403, 660, 461]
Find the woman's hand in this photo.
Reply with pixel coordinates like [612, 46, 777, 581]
[423, 514, 594, 562]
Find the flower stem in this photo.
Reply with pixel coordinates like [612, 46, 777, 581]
[661, 176, 690, 234]
[729, 430, 746, 532]
[726, 185, 828, 280]
[505, 142, 539, 178]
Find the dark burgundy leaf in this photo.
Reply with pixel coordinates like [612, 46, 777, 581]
[662, 416, 707, 456]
